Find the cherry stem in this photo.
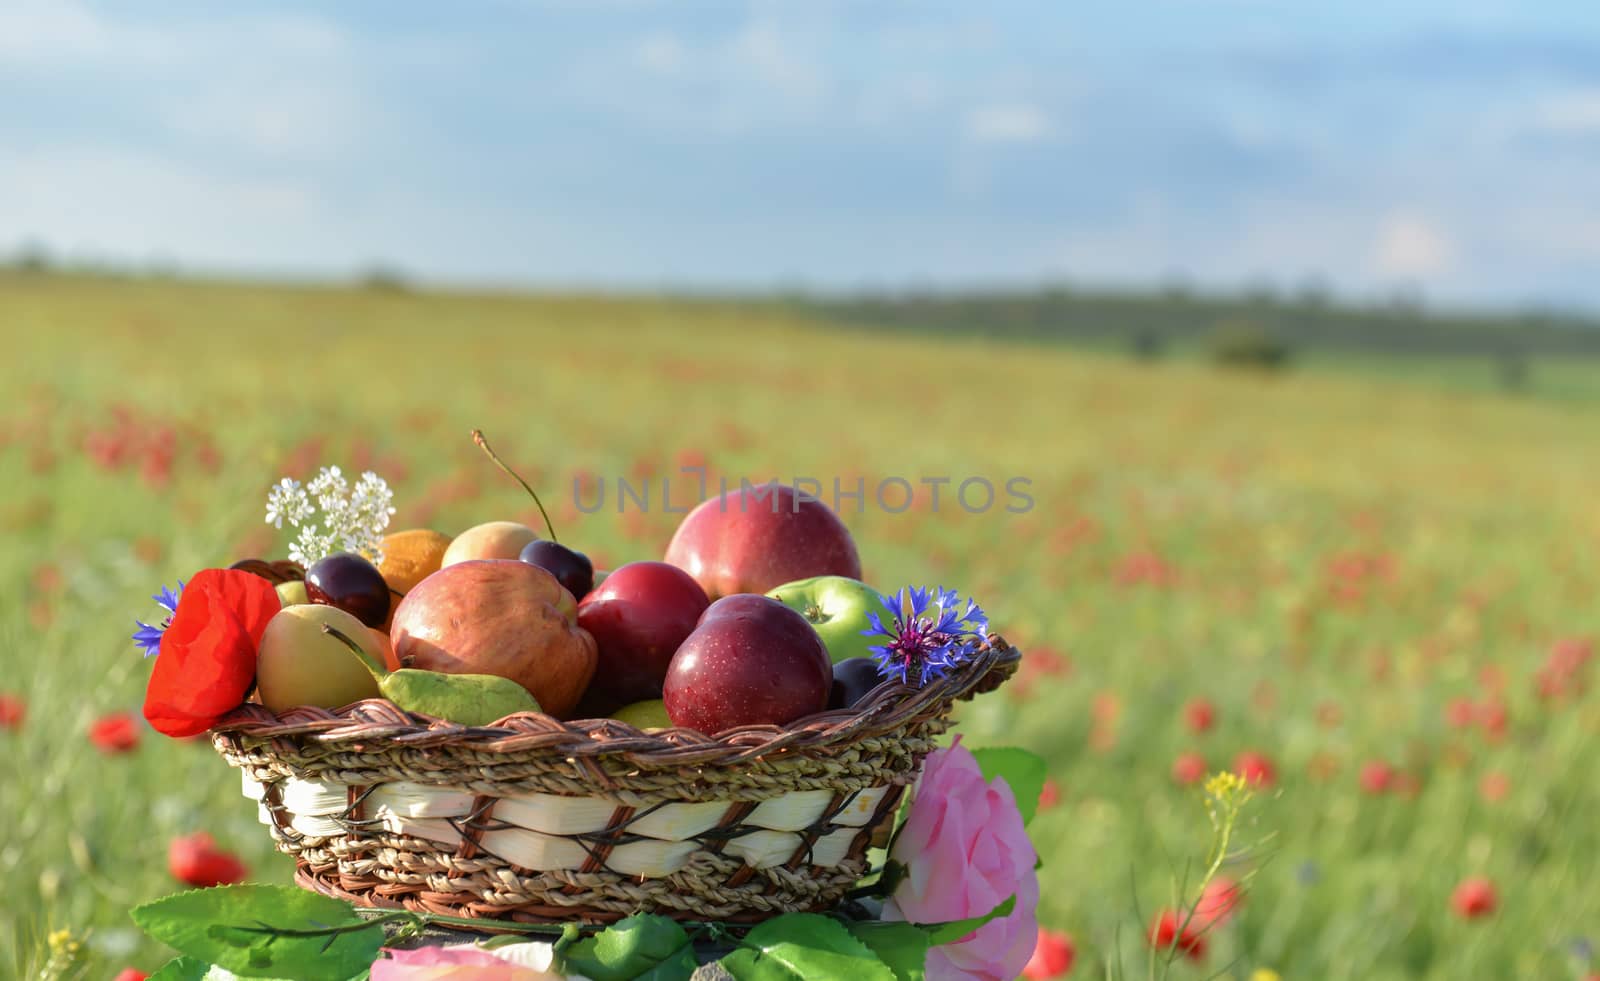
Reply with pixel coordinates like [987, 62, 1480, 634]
[472, 428, 559, 544]
[320, 623, 389, 678]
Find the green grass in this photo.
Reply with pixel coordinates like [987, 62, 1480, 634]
[3, 276, 1598, 979]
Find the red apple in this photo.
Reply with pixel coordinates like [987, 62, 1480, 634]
[664, 483, 861, 598]
[575, 561, 710, 710]
[663, 594, 832, 733]
[391, 560, 597, 718]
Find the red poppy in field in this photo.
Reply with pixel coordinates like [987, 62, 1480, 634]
[1359, 760, 1394, 795]
[142, 569, 280, 738]
[1194, 876, 1244, 928]
[88, 712, 142, 753]
[112, 970, 147, 981]
[1451, 877, 1497, 919]
[1479, 771, 1510, 803]
[1038, 778, 1062, 812]
[168, 832, 248, 887]
[1476, 700, 1509, 741]
[1147, 910, 1206, 960]
[0, 692, 23, 730]
[1183, 697, 1216, 734]
[1023, 927, 1076, 978]
[1444, 696, 1476, 729]
[1172, 752, 1208, 786]
[1390, 771, 1422, 799]
[1233, 751, 1277, 787]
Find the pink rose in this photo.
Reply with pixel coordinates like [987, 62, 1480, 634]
[883, 739, 1039, 981]
[372, 941, 584, 981]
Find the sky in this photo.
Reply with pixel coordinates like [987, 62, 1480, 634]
[4, 0, 1600, 308]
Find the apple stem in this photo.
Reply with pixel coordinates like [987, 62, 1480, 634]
[320, 623, 389, 679]
[472, 428, 559, 544]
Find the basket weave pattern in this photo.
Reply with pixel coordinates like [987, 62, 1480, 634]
[211, 640, 1018, 927]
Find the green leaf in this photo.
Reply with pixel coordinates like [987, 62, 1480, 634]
[131, 885, 385, 981]
[924, 894, 1017, 945]
[559, 914, 696, 981]
[971, 747, 1048, 826]
[843, 921, 929, 981]
[718, 913, 895, 981]
[147, 958, 211, 981]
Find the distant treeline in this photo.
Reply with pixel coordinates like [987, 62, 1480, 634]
[796, 288, 1600, 361]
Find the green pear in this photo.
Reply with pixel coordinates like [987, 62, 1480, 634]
[275, 580, 309, 606]
[610, 699, 672, 730]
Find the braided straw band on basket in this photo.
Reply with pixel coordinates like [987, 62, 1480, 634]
[211, 638, 1020, 929]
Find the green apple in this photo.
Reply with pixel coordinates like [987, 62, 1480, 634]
[766, 575, 885, 664]
[610, 698, 672, 730]
[275, 580, 309, 606]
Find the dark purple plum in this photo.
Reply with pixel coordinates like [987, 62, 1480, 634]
[828, 657, 886, 710]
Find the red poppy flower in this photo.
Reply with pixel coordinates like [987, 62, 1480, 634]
[1451, 877, 1497, 919]
[143, 569, 280, 738]
[89, 712, 142, 753]
[1479, 770, 1510, 803]
[1359, 760, 1394, 795]
[1172, 752, 1208, 786]
[1023, 927, 1076, 978]
[1183, 697, 1216, 734]
[168, 832, 248, 887]
[1194, 876, 1244, 928]
[112, 970, 148, 981]
[1038, 778, 1062, 812]
[1234, 751, 1277, 787]
[0, 692, 23, 730]
[1147, 910, 1206, 960]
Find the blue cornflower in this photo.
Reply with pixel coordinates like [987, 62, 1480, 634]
[862, 586, 990, 687]
[132, 580, 184, 658]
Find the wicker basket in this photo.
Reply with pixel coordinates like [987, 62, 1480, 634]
[210, 638, 1019, 930]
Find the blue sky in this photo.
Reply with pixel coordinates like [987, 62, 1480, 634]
[4, 1, 1600, 308]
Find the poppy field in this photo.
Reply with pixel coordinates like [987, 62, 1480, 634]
[3, 275, 1599, 979]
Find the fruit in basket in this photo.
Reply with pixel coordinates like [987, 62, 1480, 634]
[256, 605, 383, 712]
[274, 580, 308, 606]
[441, 521, 541, 566]
[611, 698, 672, 729]
[369, 626, 402, 671]
[378, 528, 453, 595]
[664, 483, 861, 598]
[519, 539, 594, 600]
[576, 561, 710, 708]
[391, 560, 597, 717]
[767, 575, 884, 664]
[663, 594, 831, 733]
[305, 552, 392, 628]
[829, 656, 887, 709]
[380, 668, 541, 725]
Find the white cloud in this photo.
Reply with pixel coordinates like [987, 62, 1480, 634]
[0, 147, 329, 267]
[965, 104, 1051, 144]
[1531, 89, 1600, 134]
[1372, 212, 1454, 279]
[635, 32, 687, 74]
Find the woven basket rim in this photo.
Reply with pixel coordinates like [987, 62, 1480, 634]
[211, 637, 1019, 764]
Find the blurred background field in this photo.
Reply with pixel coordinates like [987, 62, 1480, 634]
[9, 2, 1600, 977]
[3, 274, 1599, 978]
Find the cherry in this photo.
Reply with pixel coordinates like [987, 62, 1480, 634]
[304, 552, 391, 628]
[519, 539, 594, 600]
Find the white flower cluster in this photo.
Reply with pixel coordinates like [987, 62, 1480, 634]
[264, 466, 396, 566]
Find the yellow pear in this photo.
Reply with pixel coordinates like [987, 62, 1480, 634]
[256, 605, 384, 713]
